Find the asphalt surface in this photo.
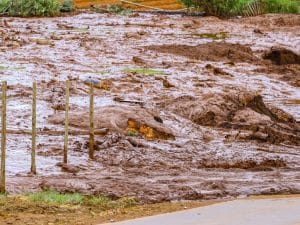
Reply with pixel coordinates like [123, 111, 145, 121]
[101, 197, 300, 225]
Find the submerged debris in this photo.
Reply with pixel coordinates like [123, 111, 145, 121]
[263, 47, 300, 65]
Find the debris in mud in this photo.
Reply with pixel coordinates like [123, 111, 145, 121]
[84, 78, 113, 90]
[198, 158, 287, 171]
[254, 63, 300, 87]
[146, 42, 258, 63]
[132, 56, 146, 65]
[35, 38, 55, 46]
[160, 90, 300, 145]
[192, 32, 229, 39]
[49, 105, 175, 140]
[205, 64, 233, 78]
[263, 47, 300, 65]
[56, 162, 81, 174]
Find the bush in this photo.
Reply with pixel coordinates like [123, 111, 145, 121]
[0, 0, 61, 16]
[60, 0, 75, 12]
[267, 0, 299, 13]
[107, 4, 132, 15]
[179, 0, 300, 16]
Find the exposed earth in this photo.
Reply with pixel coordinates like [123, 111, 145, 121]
[0, 12, 299, 203]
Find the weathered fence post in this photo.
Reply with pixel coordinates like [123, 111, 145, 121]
[0, 81, 7, 193]
[63, 81, 70, 164]
[89, 83, 94, 160]
[31, 82, 37, 174]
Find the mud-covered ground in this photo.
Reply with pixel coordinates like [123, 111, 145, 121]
[0, 12, 299, 203]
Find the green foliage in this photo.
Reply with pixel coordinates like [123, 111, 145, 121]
[107, 4, 132, 15]
[22, 190, 137, 208]
[267, 0, 299, 13]
[60, 0, 75, 12]
[180, 0, 200, 8]
[0, 0, 11, 14]
[123, 67, 165, 76]
[0, 0, 61, 16]
[0, 65, 8, 70]
[29, 190, 84, 204]
[179, 0, 299, 16]
[128, 130, 139, 137]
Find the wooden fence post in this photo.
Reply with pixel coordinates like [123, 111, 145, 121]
[89, 83, 94, 160]
[31, 82, 37, 174]
[63, 81, 70, 164]
[0, 81, 7, 193]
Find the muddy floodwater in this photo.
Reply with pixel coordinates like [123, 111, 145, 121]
[0, 13, 299, 202]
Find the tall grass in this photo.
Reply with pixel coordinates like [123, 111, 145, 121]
[267, 0, 299, 13]
[24, 190, 137, 208]
[29, 190, 84, 204]
[180, 0, 300, 16]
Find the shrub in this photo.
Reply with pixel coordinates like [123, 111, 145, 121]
[267, 0, 299, 13]
[0, 0, 61, 16]
[179, 0, 300, 16]
[60, 0, 75, 12]
[107, 4, 132, 15]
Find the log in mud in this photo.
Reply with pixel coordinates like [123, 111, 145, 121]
[0, 13, 299, 203]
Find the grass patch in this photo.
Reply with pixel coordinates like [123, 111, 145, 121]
[23, 190, 136, 208]
[180, 0, 299, 16]
[60, 0, 75, 13]
[0, 65, 8, 70]
[0, 0, 76, 16]
[0, 191, 218, 225]
[267, 0, 299, 13]
[0, 64, 25, 71]
[28, 190, 84, 205]
[107, 4, 132, 15]
[123, 67, 165, 76]
[0, 0, 61, 16]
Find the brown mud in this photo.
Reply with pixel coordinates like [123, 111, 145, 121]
[0, 13, 300, 203]
[146, 42, 258, 63]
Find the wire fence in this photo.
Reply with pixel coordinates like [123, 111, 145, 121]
[0, 81, 95, 193]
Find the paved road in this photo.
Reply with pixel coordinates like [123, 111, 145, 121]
[101, 197, 300, 225]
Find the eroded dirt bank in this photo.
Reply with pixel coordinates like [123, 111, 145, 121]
[0, 13, 300, 203]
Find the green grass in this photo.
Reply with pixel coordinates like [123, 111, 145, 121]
[123, 67, 165, 76]
[107, 4, 132, 15]
[0, 194, 6, 199]
[21, 190, 137, 208]
[180, 0, 300, 16]
[128, 130, 139, 137]
[60, 0, 75, 13]
[28, 190, 84, 205]
[0, 0, 63, 16]
[0, 64, 25, 71]
[0, 65, 8, 70]
[267, 0, 299, 13]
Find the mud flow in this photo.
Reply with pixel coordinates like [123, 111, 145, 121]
[0, 13, 300, 203]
